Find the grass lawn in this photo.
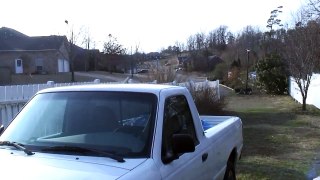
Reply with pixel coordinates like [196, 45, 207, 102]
[224, 94, 320, 180]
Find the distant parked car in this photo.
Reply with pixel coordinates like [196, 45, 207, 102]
[137, 69, 149, 73]
[249, 71, 256, 80]
[175, 67, 183, 71]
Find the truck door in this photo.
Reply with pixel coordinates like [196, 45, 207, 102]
[159, 95, 209, 179]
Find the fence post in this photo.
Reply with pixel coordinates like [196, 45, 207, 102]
[122, 77, 130, 84]
[94, 79, 101, 84]
[47, 81, 55, 86]
[172, 80, 177, 86]
[0, 87, 5, 102]
[0, 106, 4, 126]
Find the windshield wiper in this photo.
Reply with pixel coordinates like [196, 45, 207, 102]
[0, 141, 34, 155]
[41, 146, 125, 163]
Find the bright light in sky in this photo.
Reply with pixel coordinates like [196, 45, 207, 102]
[0, 0, 304, 52]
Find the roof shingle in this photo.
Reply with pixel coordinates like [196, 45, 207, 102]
[0, 27, 67, 51]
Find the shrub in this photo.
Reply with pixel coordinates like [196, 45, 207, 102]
[185, 82, 225, 115]
[256, 54, 288, 95]
[210, 63, 228, 81]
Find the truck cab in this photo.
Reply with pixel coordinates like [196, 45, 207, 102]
[0, 84, 242, 179]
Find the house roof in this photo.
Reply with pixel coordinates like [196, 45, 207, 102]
[0, 27, 67, 51]
[208, 55, 223, 62]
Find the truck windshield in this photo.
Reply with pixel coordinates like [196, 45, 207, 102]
[0, 91, 157, 158]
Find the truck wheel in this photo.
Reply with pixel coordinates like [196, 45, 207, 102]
[223, 158, 236, 180]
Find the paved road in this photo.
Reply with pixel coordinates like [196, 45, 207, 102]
[75, 72, 126, 82]
[75, 72, 145, 83]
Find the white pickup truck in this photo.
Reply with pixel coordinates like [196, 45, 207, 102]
[0, 84, 243, 180]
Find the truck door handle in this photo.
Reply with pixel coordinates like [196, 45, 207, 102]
[202, 153, 208, 162]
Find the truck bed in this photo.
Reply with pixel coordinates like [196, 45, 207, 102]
[200, 116, 237, 131]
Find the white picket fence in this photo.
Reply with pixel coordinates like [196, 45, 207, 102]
[0, 79, 220, 127]
[289, 73, 320, 109]
[0, 80, 107, 102]
[0, 80, 110, 127]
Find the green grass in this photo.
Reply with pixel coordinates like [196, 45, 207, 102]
[223, 95, 320, 180]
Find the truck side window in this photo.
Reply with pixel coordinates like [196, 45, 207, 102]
[161, 95, 199, 163]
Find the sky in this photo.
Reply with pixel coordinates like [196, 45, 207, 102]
[0, 0, 305, 53]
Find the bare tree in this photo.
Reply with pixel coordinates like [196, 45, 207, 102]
[80, 27, 96, 71]
[266, 6, 283, 32]
[308, 0, 320, 18]
[174, 41, 185, 57]
[64, 21, 89, 81]
[103, 34, 127, 55]
[187, 35, 197, 54]
[216, 25, 228, 50]
[284, 21, 320, 110]
[235, 26, 263, 67]
[195, 32, 206, 51]
[207, 25, 228, 52]
[186, 32, 210, 71]
[101, 34, 127, 73]
[130, 44, 142, 77]
[65, 20, 76, 82]
[226, 31, 235, 45]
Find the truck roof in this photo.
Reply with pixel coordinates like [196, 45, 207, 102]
[37, 83, 186, 95]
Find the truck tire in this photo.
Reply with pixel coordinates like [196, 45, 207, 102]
[223, 158, 236, 180]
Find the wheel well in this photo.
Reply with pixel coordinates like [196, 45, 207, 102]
[223, 148, 238, 180]
[228, 148, 237, 164]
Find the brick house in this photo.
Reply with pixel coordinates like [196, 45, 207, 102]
[0, 27, 70, 75]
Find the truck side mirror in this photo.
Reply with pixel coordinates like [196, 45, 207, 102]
[162, 134, 195, 164]
[0, 125, 4, 135]
[172, 134, 195, 154]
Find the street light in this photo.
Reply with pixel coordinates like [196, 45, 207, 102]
[246, 49, 250, 94]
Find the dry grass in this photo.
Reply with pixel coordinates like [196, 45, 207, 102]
[223, 95, 320, 179]
[11, 73, 75, 85]
[10, 72, 129, 85]
[145, 67, 177, 83]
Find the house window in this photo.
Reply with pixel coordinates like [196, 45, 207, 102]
[36, 66, 43, 71]
[36, 58, 44, 72]
[17, 59, 22, 67]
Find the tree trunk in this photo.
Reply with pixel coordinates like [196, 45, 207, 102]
[70, 60, 75, 82]
[302, 97, 307, 111]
